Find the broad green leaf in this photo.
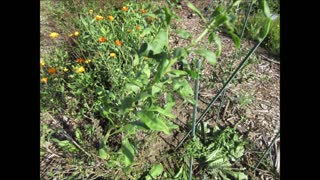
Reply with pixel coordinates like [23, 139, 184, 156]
[149, 106, 175, 119]
[149, 29, 168, 55]
[133, 54, 139, 67]
[208, 32, 222, 56]
[151, 84, 162, 95]
[141, 27, 152, 37]
[155, 56, 169, 82]
[260, 0, 271, 18]
[146, 163, 164, 180]
[125, 83, 140, 94]
[187, 2, 206, 22]
[121, 138, 135, 166]
[214, 14, 228, 27]
[173, 48, 188, 59]
[194, 49, 216, 65]
[98, 147, 109, 160]
[229, 31, 240, 48]
[164, 6, 172, 26]
[259, 18, 272, 41]
[137, 111, 170, 134]
[175, 30, 191, 39]
[168, 70, 188, 77]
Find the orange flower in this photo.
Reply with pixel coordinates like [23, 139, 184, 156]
[122, 6, 128, 12]
[107, 15, 114, 21]
[115, 40, 122, 46]
[136, 25, 141, 30]
[41, 77, 48, 83]
[48, 67, 57, 74]
[140, 8, 147, 14]
[96, 15, 104, 20]
[98, 37, 107, 42]
[76, 58, 85, 63]
[110, 53, 116, 58]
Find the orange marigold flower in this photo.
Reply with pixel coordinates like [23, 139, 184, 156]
[48, 67, 57, 74]
[110, 53, 116, 58]
[140, 8, 147, 14]
[136, 25, 141, 30]
[75, 66, 85, 73]
[115, 40, 122, 46]
[96, 15, 104, 20]
[49, 32, 59, 38]
[107, 15, 114, 21]
[76, 58, 85, 63]
[122, 6, 128, 12]
[98, 37, 107, 42]
[41, 77, 48, 83]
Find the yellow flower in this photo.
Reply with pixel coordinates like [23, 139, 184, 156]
[96, 15, 104, 20]
[85, 59, 92, 64]
[74, 31, 80, 36]
[63, 68, 69, 72]
[115, 40, 122, 46]
[89, 10, 93, 14]
[75, 66, 85, 73]
[140, 8, 147, 14]
[110, 53, 116, 58]
[107, 15, 114, 21]
[48, 67, 57, 74]
[49, 32, 59, 38]
[41, 77, 48, 83]
[136, 25, 141, 30]
[122, 6, 128, 12]
[40, 59, 45, 67]
[68, 33, 74, 37]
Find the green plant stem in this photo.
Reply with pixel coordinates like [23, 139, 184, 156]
[253, 131, 280, 171]
[175, 39, 265, 150]
[189, 59, 201, 180]
[218, 0, 254, 121]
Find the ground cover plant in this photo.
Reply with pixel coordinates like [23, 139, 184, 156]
[40, 0, 280, 179]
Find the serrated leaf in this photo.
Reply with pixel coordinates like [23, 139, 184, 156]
[260, 0, 270, 18]
[146, 163, 164, 180]
[187, 2, 206, 22]
[194, 49, 216, 65]
[208, 32, 222, 56]
[175, 30, 191, 39]
[122, 138, 135, 166]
